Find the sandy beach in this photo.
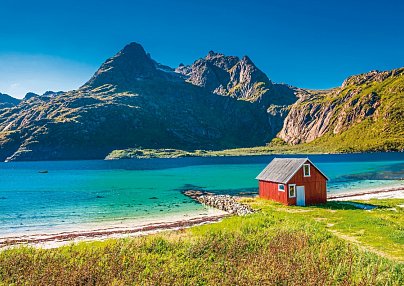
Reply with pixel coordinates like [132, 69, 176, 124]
[0, 209, 228, 249]
[2, 184, 403, 249]
[328, 185, 404, 201]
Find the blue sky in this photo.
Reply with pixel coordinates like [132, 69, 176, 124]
[1, 0, 403, 98]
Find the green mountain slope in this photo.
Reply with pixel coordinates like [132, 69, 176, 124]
[278, 68, 404, 152]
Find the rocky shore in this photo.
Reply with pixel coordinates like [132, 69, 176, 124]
[183, 190, 255, 216]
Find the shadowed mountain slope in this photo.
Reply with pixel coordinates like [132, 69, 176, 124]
[0, 43, 290, 161]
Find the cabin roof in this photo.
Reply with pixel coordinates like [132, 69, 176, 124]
[255, 158, 328, 184]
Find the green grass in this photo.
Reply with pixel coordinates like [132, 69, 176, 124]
[104, 141, 401, 160]
[283, 68, 404, 153]
[0, 199, 403, 285]
[248, 198, 404, 260]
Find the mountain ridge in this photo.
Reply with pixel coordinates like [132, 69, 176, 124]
[0, 93, 20, 109]
[0, 42, 402, 161]
[0, 42, 277, 161]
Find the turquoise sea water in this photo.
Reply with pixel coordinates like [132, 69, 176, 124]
[0, 153, 403, 237]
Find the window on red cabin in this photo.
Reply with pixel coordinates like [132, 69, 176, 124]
[303, 164, 311, 177]
[289, 184, 296, 198]
[278, 184, 285, 192]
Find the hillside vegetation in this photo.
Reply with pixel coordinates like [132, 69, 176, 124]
[1, 198, 403, 285]
[106, 68, 404, 160]
[278, 68, 404, 152]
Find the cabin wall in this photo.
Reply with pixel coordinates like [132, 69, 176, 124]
[258, 161, 327, 206]
[287, 163, 327, 205]
[259, 181, 289, 205]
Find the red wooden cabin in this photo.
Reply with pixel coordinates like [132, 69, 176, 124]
[256, 158, 328, 206]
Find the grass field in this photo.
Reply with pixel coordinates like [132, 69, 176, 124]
[247, 198, 404, 261]
[105, 142, 403, 160]
[0, 199, 403, 285]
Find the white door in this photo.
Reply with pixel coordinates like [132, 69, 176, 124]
[296, 186, 305, 206]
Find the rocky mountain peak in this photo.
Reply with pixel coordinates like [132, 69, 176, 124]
[206, 50, 222, 59]
[341, 69, 402, 88]
[42, 90, 64, 97]
[241, 55, 254, 65]
[0, 92, 20, 109]
[120, 42, 148, 55]
[82, 42, 168, 90]
[23, 91, 64, 101]
[233, 55, 269, 83]
[24, 92, 39, 100]
[205, 52, 239, 70]
[175, 50, 275, 102]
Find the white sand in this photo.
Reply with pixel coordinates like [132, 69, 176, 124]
[328, 185, 404, 201]
[0, 208, 228, 249]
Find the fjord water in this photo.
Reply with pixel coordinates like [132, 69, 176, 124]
[0, 153, 403, 237]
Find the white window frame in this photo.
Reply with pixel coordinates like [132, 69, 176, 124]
[303, 163, 311, 177]
[289, 184, 296, 198]
[278, 184, 285, 192]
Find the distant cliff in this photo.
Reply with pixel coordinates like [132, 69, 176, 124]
[278, 68, 404, 152]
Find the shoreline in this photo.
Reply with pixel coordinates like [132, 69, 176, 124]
[2, 185, 403, 249]
[105, 148, 403, 160]
[328, 185, 404, 201]
[0, 210, 228, 249]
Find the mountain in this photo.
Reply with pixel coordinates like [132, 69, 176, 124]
[23, 92, 40, 100]
[176, 51, 298, 135]
[23, 91, 64, 100]
[0, 93, 20, 109]
[0, 42, 287, 161]
[0, 42, 402, 161]
[278, 68, 404, 152]
[176, 51, 270, 101]
[81, 43, 181, 90]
